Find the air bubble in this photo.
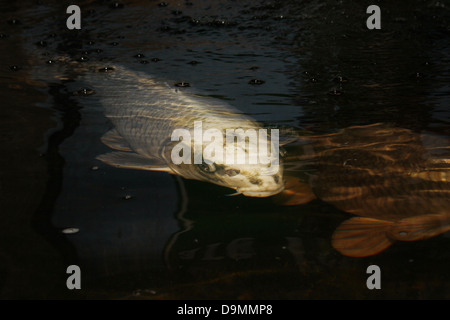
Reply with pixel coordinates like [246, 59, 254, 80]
[98, 67, 115, 72]
[248, 79, 265, 85]
[174, 82, 190, 87]
[62, 228, 79, 234]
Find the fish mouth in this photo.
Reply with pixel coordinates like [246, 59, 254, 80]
[238, 185, 285, 197]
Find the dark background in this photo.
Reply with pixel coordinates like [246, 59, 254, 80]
[0, 0, 449, 299]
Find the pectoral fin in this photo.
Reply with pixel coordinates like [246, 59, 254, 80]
[273, 176, 316, 206]
[101, 129, 133, 152]
[262, 126, 301, 147]
[331, 217, 396, 257]
[96, 151, 172, 172]
[279, 135, 299, 147]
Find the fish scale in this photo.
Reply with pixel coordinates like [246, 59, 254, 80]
[73, 62, 285, 197]
[87, 66, 256, 157]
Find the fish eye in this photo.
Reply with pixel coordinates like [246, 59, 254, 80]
[197, 162, 216, 173]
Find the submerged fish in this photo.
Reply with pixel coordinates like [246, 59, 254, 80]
[277, 123, 450, 257]
[75, 63, 284, 197]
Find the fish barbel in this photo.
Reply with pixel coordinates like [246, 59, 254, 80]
[76, 64, 284, 197]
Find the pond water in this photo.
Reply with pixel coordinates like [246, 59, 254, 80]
[0, 0, 449, 299]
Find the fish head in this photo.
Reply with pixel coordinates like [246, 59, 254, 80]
[168, 160, 285, 197]
[165, 130, 285, 197]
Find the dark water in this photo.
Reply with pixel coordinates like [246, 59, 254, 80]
[0, 0, 449, 299]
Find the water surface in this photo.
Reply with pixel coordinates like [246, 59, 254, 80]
[0, 0, 449, 299]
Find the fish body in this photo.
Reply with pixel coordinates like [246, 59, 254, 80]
[78, 64, 284, 197]
[279, 123, 450, 256]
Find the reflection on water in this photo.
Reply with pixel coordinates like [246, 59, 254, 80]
[0, 0, 449, 299]
[279, 123, 450, 257]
